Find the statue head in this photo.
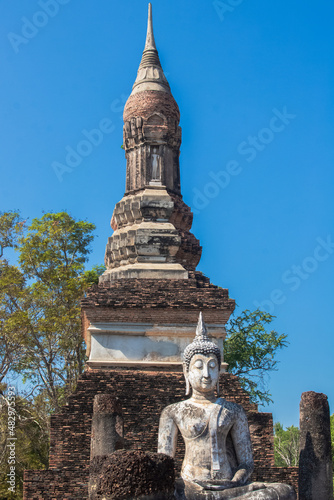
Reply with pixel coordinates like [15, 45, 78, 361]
[183, 313, 221, 396]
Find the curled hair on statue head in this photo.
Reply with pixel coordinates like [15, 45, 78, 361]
[183, 342, 221, 372]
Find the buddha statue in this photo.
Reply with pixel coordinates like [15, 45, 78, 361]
[157, 313, 296, 500]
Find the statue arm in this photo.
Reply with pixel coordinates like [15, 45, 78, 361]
[230, 407, 254, 485]
[157, 406, 178, 458]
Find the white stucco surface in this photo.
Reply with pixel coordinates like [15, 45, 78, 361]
[87, 322, 225, 366]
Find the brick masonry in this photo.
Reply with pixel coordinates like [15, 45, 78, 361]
[123, 90, 180, 125]
[82, 272, 236, 358]
[82, 272, 235, 312]
[23, 369, 298, 499]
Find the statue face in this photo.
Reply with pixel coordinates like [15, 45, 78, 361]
[187, 353, 219, 394]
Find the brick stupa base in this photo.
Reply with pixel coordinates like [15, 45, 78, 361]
[23, 369, 298, 499]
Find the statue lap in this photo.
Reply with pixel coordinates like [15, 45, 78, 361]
[175, 479, 296, 500]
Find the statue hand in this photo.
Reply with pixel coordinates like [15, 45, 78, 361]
[195, 479, 240, 491]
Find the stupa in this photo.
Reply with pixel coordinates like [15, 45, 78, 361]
[100, 3, 199, 283]
[23, 5, 298, 498]
[84, 4, 234, 370]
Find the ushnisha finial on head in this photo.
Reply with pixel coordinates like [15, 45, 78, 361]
[183, 313, 222, 371]
[195, 311, 209, 340]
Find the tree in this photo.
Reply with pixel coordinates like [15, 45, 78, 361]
[274, 422, 300, 467]
[0, 212, 99, 411]
[0, 211, 106, 411]
[82, 264, 106, 285]
[0, 263, 26, 386]
[10, 212, 97, 411]
[331, 413, 334, 488]
[0, 211, 24, 259]
[0, 212, 103, 498]
[0, 212, 26, 386]
[0, 388, 49, 499]
[224, 309, 289, 405]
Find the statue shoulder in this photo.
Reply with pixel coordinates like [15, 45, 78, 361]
[217, 398, 248, 418]
[160, 400, 186, 419]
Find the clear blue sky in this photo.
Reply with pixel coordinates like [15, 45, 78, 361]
[1, 0, 333, 428]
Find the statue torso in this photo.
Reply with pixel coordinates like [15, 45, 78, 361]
[168, 398, 239, 482]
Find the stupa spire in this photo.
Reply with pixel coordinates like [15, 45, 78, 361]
[144, 3, 157, 51]
[132, 3, 170, 94]
[138, 3, 161, 68]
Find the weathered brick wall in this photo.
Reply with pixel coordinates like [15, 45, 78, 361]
[252, 467, 299, 491]
[81, 272, 235, 323]
[83, 306, 233, 329]
[23, 369, 298, 499]
[82, 272, 235, 314]
[24, 469, 87, 500]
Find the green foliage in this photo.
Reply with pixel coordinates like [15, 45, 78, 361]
[12, 212, 96, 411]
[331, 414, 334, 483]
[0, 262, 26, 385]
[274, 422, 300, 467]
[224, 309, 289, 405]
[0, 211, 99, 497]
[331, 414, 334, 449]
[18, 212, 95, 279]
[0, 212, 97, 411]
[0, 389, 49, 500]
[82, 264, 106, 285]
[0, 211, 25, 259]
